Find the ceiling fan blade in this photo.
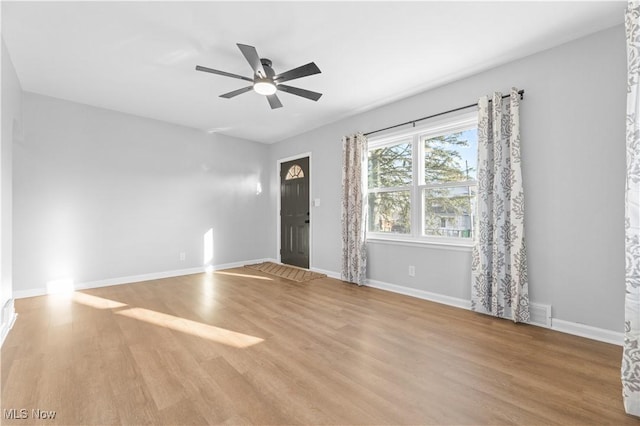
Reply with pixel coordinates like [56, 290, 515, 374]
[274, 62, 321, 84]
[195, 65, 253, 82]
[220, 86, 254, 99]
[237, 44, 266, 78]
[267, 94, 283, 109]
[277, 84, 322, 101]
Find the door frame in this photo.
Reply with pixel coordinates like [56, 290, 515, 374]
[276, 152, 312, 267]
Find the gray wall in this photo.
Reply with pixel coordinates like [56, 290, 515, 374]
[14, 93, 271, 293]
[10, 25, 627, 333]
[268, 25, 626, 332]
[1, 38, 22, 307]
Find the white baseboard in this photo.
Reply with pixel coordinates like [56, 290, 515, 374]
[551, 319, 623, 346]
[209, 258, 276, 272]
[250, 258, 278, 266]
[12, 258, 274, 299]
[11, 261, 624, 347]
[358, 275, 620, 346]
[366, 278, 471, 310]
[1, 299, 17, 347]
[310, 266, 341, 280]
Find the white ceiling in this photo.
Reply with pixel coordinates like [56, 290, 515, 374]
[2, 1, 625, 144]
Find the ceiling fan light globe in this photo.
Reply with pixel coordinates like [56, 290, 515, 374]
[254, 80, 277, 96]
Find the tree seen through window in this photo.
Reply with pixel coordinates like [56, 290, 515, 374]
[367, 125, 477, 239]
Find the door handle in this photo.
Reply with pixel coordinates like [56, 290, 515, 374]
[305, 220, 310, 224]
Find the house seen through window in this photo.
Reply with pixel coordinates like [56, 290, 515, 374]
[367, 112, 478, 244]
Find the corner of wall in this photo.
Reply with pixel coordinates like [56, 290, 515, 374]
[1, 34, 24, 337]
[1, 298, 17, 347]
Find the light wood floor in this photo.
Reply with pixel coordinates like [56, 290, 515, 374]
[1, 268, 637, 425]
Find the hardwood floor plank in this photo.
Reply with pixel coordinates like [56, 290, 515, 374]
[156, 397, 210, 426]
[161, 353, 236, 424]
[110, 384, 161, 425]
[128, 344, 187, 411]
[200, 356, 291, 425]
[2, 355, 44, 422]
[2, 268, 637, 425]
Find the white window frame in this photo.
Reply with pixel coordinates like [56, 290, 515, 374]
[367, 111, 478, 247]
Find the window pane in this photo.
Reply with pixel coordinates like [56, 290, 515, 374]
[285, 164, 304, 180]
[368, 141, 412, 189]
[423, 186, 476, 238]
[423, 128, 477, 184]
[368, 191, 411, 234]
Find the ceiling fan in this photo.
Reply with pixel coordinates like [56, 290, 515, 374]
[196, 43, 322, 109]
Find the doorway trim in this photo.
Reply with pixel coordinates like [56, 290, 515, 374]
[276, 152, 312, 268]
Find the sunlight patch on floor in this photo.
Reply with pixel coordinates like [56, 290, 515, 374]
[215, 271, 273, 281]
[69, 290, 262, 348]
[116, 307, 264, 348]
[72, 292, 128, 309]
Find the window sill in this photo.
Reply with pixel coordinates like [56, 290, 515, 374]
[366, 235, 473, 252]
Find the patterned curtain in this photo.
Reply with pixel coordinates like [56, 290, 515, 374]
[471, 88, 529, 323]
[624, 1, 640, 416]
[341, 133, 368, 285]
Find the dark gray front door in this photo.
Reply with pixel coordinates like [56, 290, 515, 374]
[280, 157, 309, 269]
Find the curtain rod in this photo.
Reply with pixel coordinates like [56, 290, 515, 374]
[364, 89, 525, 137]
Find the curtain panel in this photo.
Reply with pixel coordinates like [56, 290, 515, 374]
[624, 0, 640, 416]
[471, 88, 530, 323]
[341, 133, 368, 285]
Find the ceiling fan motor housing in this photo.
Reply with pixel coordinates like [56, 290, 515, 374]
[260, 58, 275, 79]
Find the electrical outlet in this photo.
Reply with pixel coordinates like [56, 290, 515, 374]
[408, 265, 415, 277]
[179, 252, 186, 261]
